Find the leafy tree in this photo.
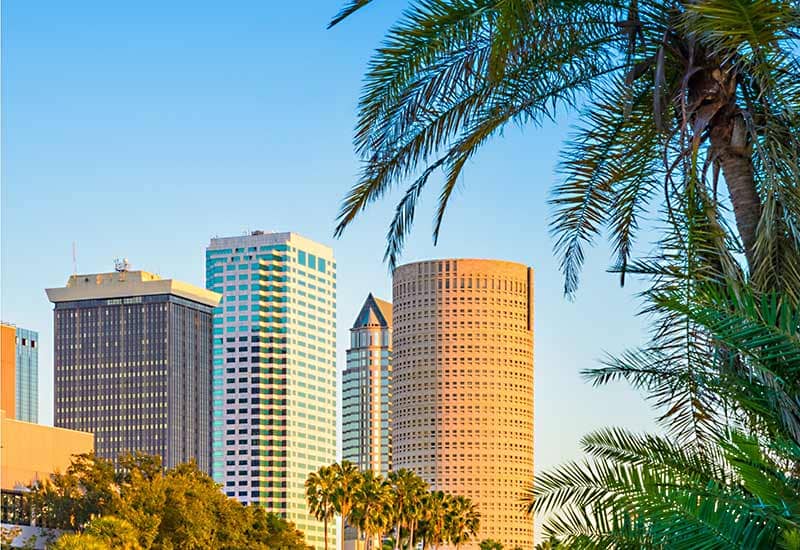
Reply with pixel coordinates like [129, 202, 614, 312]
[32, 454, 311, 550]
[243, 506, 311, 550]
[0, 527, 23, 550]
[50, 532, 109, 550]
[29, 452, 117, 529]
[84, 516, 141, 549]
[305, 465, 338, 550]
[479, 539, 503, 550]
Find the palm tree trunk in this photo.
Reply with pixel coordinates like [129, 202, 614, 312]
[393, 512, 402, 550]
[324, 516, 329, 550]
[710, 112, 761, 271]
[341, 509, 350, 550]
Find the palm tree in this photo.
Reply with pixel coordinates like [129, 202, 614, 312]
[418, 490, 450, 550]
[387, 469, 428, 550]
[305, 465, 337, 550]
[329, 0, 800, 302]
[330, 1, 800, 547]
[352, 471, 393, 550]
[522, 281, 800, 546]
[332, 461, 362, 550]
[533, 536, 561, 550]
[445, 495, 480, 550]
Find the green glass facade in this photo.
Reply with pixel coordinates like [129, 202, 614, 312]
[15, 327, 38, 423]
[206, 232, 336, 549]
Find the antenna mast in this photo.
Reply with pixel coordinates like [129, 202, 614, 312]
[72, 242, 78, 275]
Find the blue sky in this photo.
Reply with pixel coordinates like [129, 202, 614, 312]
[1, 1, 656, 475]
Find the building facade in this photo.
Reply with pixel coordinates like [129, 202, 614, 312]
[1, 324, 16, 418]
[1, 409, 94, 548]
[15, 327, 38, 423]
[206, 231, 337, 548]
[0, 323, 39, 423]
[342, 293, 392, 475]
[46, 269, 219, 472]
[393, 259, 535, 549]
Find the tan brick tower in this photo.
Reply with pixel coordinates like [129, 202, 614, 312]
[392, 259, 534, 549]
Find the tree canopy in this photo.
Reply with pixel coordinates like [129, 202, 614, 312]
[26, 453, 310, 550]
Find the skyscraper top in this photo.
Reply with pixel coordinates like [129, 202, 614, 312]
[208, 231, 333, 259]
[352, 293, 392, 329]
[45, 270, 220, 307]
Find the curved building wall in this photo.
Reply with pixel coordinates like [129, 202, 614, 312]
[393, 259, 534, 549]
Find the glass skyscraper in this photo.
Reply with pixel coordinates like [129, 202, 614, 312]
[14, 327, 38, 423]
[205, 231, 337, 549]
[46, 269, 219, 471]
[342, 293, 392, 475]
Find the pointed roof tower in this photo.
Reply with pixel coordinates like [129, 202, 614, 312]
[352, 293, 392, 328]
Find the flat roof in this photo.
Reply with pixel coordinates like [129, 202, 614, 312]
[46, 270, 220, 307]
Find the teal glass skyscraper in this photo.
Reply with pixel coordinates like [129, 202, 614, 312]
[15, 327, 38, 423]
[205, 231, 337, 549]
[342, 294, 392, 475]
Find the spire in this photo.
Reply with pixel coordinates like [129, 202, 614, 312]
[352, 293, 392, 328]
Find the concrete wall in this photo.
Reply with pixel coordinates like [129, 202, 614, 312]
[1, 324, 16, 418]
[0, 410, 94, 491]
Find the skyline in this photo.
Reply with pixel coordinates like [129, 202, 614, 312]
[1, 0, 655, 480]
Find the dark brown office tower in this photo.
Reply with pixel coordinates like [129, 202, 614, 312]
[46, 269, 220, 471]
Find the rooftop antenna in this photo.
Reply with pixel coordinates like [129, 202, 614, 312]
[72, 242, 78, 275]
[114, 258, 131, 272]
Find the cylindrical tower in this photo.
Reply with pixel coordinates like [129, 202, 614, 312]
[393, 259, 534, 549]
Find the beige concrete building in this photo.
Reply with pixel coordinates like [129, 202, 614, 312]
[0, 409, 94, 492]
[1, 410, 94, 548]
[393, 259, 534, 549]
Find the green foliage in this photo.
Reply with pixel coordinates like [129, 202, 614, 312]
[479, 539, 503, 550]
[329, 0, 800, 303]
[50, 532, 109, 550]
[533, 535, 562, 550]
[29, 454, 311, 550]
[305, 464, 337, 550]
[524, 279, 800, 547]
[331, 1, 800, 548]
[83, 516, 142, 549]
[0, 527, 21, 550]
[306, 463, 478, 550]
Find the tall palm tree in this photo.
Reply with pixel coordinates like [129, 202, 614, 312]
[418, 490, 450, 550]
[352, 471, 393, 550]
[445, 495, 480, 550]
[332, 461, 362, 550]
[387, 469, 428, 550]
[329, 0, 800, 302]
[305, 465, 337, 550]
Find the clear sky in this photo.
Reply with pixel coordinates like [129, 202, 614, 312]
[1, 1, 656, 477]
